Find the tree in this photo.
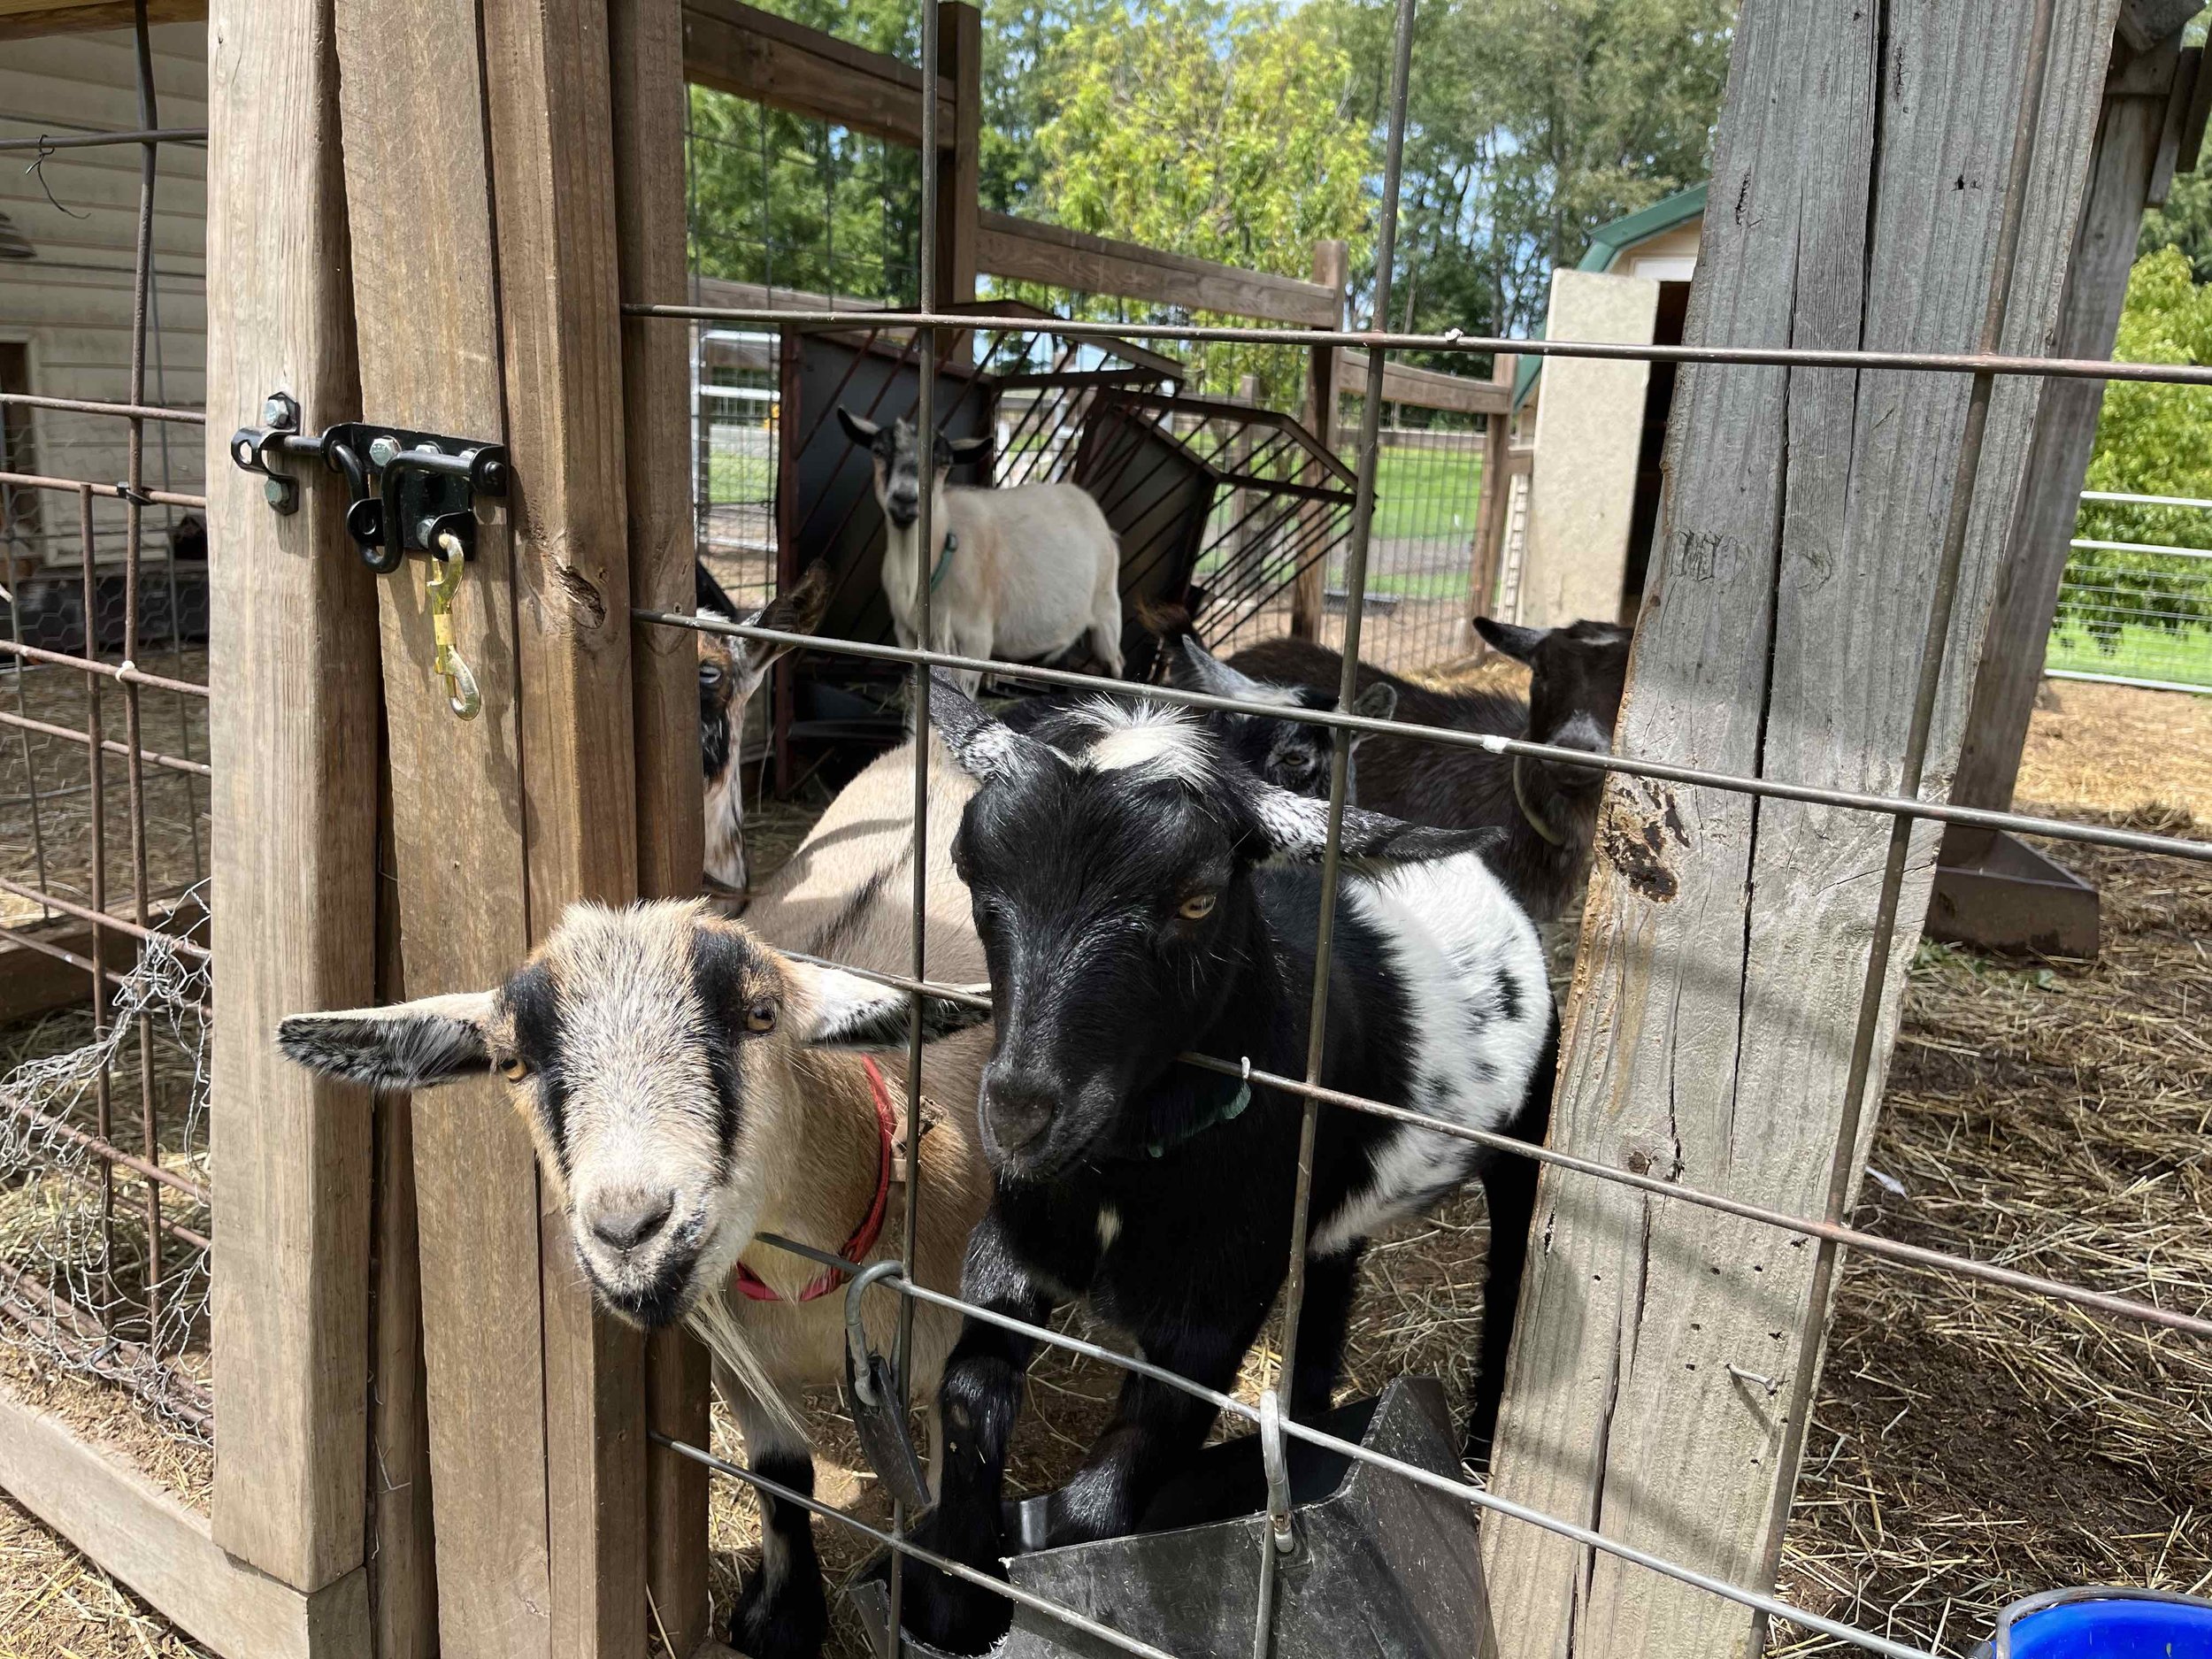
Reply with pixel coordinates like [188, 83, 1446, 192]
[2139, 170, 2212, 285]
[1317, 0, 1732, 366]
[1024, 0, 1375, 402]
[2064, 246, 2212, 649]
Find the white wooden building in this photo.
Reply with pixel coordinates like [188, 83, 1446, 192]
[0, 19, 205, 575]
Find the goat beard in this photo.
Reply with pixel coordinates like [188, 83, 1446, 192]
[685, 1284, 805, 1441]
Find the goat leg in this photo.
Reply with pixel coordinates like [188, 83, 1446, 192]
[1042, 1318, 1252, 1548]
[720, 1366, 829, 1659]
[1287, 1245, 1365, 1425]
[900, 1217, 1052, 1655]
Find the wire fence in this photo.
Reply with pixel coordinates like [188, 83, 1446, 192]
[2047, 489, 2212, 695]
[1319, 419, 1486, 673]
[0, 11, 215, 1451]
[622, 0, 2212, 1655]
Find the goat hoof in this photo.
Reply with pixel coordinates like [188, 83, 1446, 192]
[897, 1556, 1011, 1656]
[729, 1566, 828, 1659]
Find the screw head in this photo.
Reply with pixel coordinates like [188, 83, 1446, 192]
[260, 393, 297, 430]
[264, 476, 298, 513]
[367, 435, 401, 469]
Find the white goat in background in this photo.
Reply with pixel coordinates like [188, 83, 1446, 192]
[837, 407, 1122, 695]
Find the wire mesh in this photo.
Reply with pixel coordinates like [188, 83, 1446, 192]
[2048, 491, 2212, 695]
[618, 2, 2212, 1656]
[0, 8, 214, 1455]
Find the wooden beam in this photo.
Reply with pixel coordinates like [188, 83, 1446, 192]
[936, 1, 981, 311]
[1468, 353, 1517, 626]
[1339, 350, 1512, 417]
[332, 0, 550, 1650]
[978, 211, 1342, 327]
[1293, 239, 1347, 640]
[479, 1, 649, 1655]
[681, 0, 955, 149]
[1479, 4, 2119, 1656]
[1951, 40, 2177, 832]
[0, 1382, 370, 1659]
[205, 0, 380, 1601]
[612, 0, 712, 1652]
[0, 0, 202, 42]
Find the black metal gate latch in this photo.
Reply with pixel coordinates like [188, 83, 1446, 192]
[227, 391, 509, 576]
[230, 392, 508, 719]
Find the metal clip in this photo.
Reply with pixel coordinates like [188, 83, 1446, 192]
[426, 532, 481, 720]
[842, 1260, 931, 1512]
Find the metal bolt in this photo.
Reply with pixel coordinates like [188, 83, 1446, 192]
[260, 392, 297, 430]
[415, 517, 438, 548]
[264, 476, 298, 514]
[367, 435, 401, 469]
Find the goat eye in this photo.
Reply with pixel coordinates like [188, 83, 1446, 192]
[745, 999, 777, 1033]
[499, 1056, 531, 1082]
[1177, 892, 1217, 921]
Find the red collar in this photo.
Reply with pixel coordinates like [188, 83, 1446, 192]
[731, 1054, 896, 1302]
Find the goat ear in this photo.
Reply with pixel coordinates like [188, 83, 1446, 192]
[734, 561, 833, 684]
[1244, 783, 1505, 867]
[925, 668, 1056, 784]
[276, 991, 499, 1091]
[784, 960, 990, 1050]
[944, 434, 990, 463]
[836, 405, 881, 448]
[1474, 616, 1546, 664]
[1171, 634, 1271, 703]
[1348, 680, 1397, 726]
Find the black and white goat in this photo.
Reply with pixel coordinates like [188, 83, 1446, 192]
[1164, 617, 1632, 921]
[695, 560, 832, 894]
[836, 408, 1123, 695]
[896, 672, 1556, 1653]
[276, 899, 992, 1659]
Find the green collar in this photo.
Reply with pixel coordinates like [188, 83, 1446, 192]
[928, 528, 958, 593]
[1145, 1070, 1254, 1159]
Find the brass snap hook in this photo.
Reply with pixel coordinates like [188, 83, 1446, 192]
[426, 531, 481, 720]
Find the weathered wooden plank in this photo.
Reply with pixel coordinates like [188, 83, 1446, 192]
[1952, 43, 2177, 827]
[612, 4, 713, 1646]
[978, 211, 1341, 327]
[1340, 349, 1512, 417]
[204, 0, 380, 1599]
[0, 1382, 370, 1659]
[936, 2, 981, 313]
[681, 0, 954, 149]
[1480, 4, 2118, 1655]
[1294, 239, 1348, 639]
[331, 0, 553, 1654]
[478, 1, 649, 1655]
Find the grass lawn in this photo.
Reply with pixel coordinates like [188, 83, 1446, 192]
[1369, 443, 1484, 541]
[708, 449, 774, 503]
[2046, 621, 2212, 691]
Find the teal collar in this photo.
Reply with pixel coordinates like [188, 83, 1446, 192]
[928, 528, 958, 593]
[1145, 1069, 1254, 1159]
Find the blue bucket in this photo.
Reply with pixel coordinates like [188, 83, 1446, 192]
[1978, 1588, 2212, 1658]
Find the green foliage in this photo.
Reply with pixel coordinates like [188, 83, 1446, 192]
[1316, 0, 1732, 359]
[2061, 247, 2212, 657]
[687, 84, 921, 303]
[979, 0, 1118, 211]
[1010, 0, 1374, 403]
[2140, 171, 2212, 286]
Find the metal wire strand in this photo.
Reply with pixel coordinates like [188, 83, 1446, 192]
[635, 609, 2212, 866]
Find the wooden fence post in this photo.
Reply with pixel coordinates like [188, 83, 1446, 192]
[612, 0, 714, 1652]
[937, 0, 982, 311]
[1947, 34, 2199, 833]
[1467, 352, 1516, 628]
[1479, 5, 2121, 1656]
[205, 0, 380, 1626]
[1294, 239, 1347, 640]
[333, 0, 648, 1649]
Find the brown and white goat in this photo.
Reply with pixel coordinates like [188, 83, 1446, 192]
[697, 559, 833, 894]
[836, 408, 1123, 696]
[276, 895, 987, 1659]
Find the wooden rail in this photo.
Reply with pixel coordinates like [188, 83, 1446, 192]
[978, 211, 1340, 328]
[681, 0, 955, 148]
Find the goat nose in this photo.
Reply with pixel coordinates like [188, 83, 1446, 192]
[982, 1071, 1057, 1153]
[588, 1191, 675, 1253]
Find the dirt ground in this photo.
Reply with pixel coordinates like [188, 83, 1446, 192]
[3, 678, 2208, 1659]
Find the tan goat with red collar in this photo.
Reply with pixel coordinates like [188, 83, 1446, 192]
[277, 735, 986, 1659]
